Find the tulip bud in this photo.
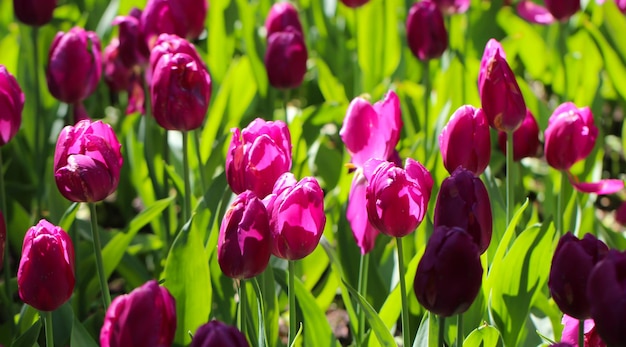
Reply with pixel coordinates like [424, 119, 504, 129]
[497, 109, 540, 161]
[103, 39, 134, 93]
[17, 219, 75, 311]
[439, 105, 491, 176]
[549, 232, 608, 319]
[406, 1, 448, 61]
[141, 0, 207, 47]
[433, 167, 492, 254]
[47, 27, 102, 104]
[365, 158, 433, 238]
[560, 314, 606, 347]
[264, 173, 326, 260]
[616, 201, 626, 226]
[151, 52, 211, 131]
[0, 212, 5, 271]
[226, 118, 292, 199]
[264, 28, 308, 89]
[414, 226, 483, 317]
[218, 191, 272, 279]
[478, 38, 526, 132]
[112, 9, 150, 67]
[432, 0, 470, 15]
[545, 0, 580, 21]
[544, 102, 597, 171]
[100, 280, 176, 347]
[339, 0, 370, 8]
[54, 119, 123, 203]
[13, 0, 57, 26]
[587, 249, 626, 346]
[265, 2, 303, 38]
[0, 65, 24, 146]
[148, 34, 206, 83]
[191, 320, 250, 347]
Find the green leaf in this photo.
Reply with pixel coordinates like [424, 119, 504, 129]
[314, 58, 348, 104]
[343, 280, 396, 347]
[58, 202, 79, 233]
[71, 316, 98, 347]
[163, 216, 212, 345]
[463, 324, 501, 347]
[11, 318, 41, 347]
[585, 20, 626, 101]
[412, 312, 438, 347]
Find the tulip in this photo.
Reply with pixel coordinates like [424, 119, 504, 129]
[364, 158, 433, 238]
[340, 91, 402, 254]
[265, 28, 308, 89]
[439, 105, 491, 176]
[191, 320, 249, 347]
[148, 34, 206, 83]
[103, 39, 134, 93]
[478, 38, 526, 132]
[414, 226, 483, 317]
[433, 167, 492, 254]
[587, 250, 626, 346]
[0, 65, 24, 146]
[112, 8, 150, 68]
[549, 232, 608, 319]
[265, 2, 303, 38]
[47, 27, 102, 104]
[13, 0, 57, 26]
[100, 280, 176, 347]
[141, 0, 207, 47]
[497, 109, 540, 161]
[545, 0, 580, 21]
[406, 1, 448, 61]
[17, 219, 75, 311]
[560, 315, 606, 347]
[432, 0, 470, 15]
[263, 173, 326, 260]
[151, 52, 211, 131]
[54, 119, 123, 203]
[544, 102, 596, 171]
[616, 201, 626, 226]
[0, 212, 5, 271]
[218, 191, 272, 279]
[340, 0, 370, 8]
[226, 118, 292, 199]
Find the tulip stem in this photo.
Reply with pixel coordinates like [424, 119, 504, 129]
[283, 89, 290, 124]
[457, 314, 463, 347]
[422, 60, 431, 157]
[288, 260, 297, 346]
[0, 151, 14, 334]
[438, 315, 446, 347]
[356, 253, 370, 346]
[506, 131, 514, 224]
[193, 130, 207, 197]
[239, 279, 247, 339]
[89, 203, 111, 310]
[396, 237, 411, 347]
[559, 21, 569, 102]
[43, 311, 53, 347]
[32, 26, 44, 220]
[182, 131, 192, 223]
[578, 319, 584, 347]
[557, 171, 566, 234]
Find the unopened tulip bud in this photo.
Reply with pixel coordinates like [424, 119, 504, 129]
[112, 9, 150, 67]
[265, 28, 308, 89]
[13, 0, 57, 26]
[545, 0, 580, 21]
[103, 39, 134, 92]
[191, 320, 250, 347]
[141, 0, 207, 47]
[406, 1, 448, 61]
[265, 2, 303, 37]
[340, 0, 370, 8]
[497, 109, 540, 161]
[0, 65, 24, 146]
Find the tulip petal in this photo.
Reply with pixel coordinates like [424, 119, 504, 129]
[347, 172, 379, 254]
[517, 0, 555, 24]
[567, 172, 624, 195]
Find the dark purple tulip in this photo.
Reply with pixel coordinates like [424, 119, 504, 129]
[225, 118, 292, 199]
[549, 232, 608, 319]
[587, 249, 626, 346]
[47, 27, 102, 104]
[0, 65, 24, 146]
[433, 167, 492, 254]
[365, 158, 433, 238]
[545, 0, 580, 21]
[103, 39, 134, 93]
[497, 109, 540, 161]
[218, 191, 272, 279]
[340, 0, 370, 8]
[616, 201, 626, 226]
[414, 226, 483, 317]
[263, 173, 326, 260]
[439, 105, 491, 176]
[17, 219, 75, 311]
[54, 120, 123, 203]
[141, 0, 207, 47]
[406, 1, 448, 61]
[191, 320, 249, 347]
[432, 0, 470, 14]
[151, 52, 211, 131]
[13, 0, 57, 26]
[478, 38, 526, 132]
[265, 2, 303, 37]
[112, 8, 150, 67]
[100, 280, 176, 347]
[265, 28, 308, 89]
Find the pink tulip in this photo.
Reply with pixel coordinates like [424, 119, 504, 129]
[0, 65, 24, 146]
[265, 2, 303, 37]
[497, 109, 540, 161]
[560, 315, 606, 347]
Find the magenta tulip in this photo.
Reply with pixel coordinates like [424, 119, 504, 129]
[560, 315, 605, 347]
[264, 173, 326, 260]
[406, 1, 448, 61]
[47, 27, 102, 104]
[148, 34, 206, 82]
[432, 0, 470, 14]
[54, 119, 123, 203]
[17, 219, 75, 311]
[100, 280, 176, 347]
[151, 52, 211, 131]
[226, 118, 292, 199]
[218, 191, 272, 279]
[103, 39, 134, 93]
[497, 109, 540, 161]
[191, 320, 250, 347]
[545, 0, 580, 21]
[0, 65, 24, 146]
[141, 0, 207, 46]
[265, 27, 308, 89]
[112, 8, 150, 68]
[265, 2, 303, 37]
[478, 38, 526, 132]
[365, 158, 433, 238]
[13, 0, 57, 26]
[439, 105, 491, 176]
[340, 0, 370, 8]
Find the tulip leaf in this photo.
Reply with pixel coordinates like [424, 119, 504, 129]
[10, 318, 41, 347]
[207, 0, 237, 84]
[463, 324, 501, 347]
[412, 312, 439, 347]
[585, 21, 626, 101]
[58, 202, 79, 233]
[602, 0, 626, 62]
[70, 316, 98, 347]
[314, 58, 348, 104]
[234, 0, 268, 97]
[163, 216, 212, 345]
[343, 280, 396, 347]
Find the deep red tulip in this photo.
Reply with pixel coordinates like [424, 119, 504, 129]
[544, 102, 596, 171]
[497, 109, 540, 161]
[0, 65, 24, 146]
[141, 0, 207, 47]
[545, 0, 580, 21]
[17, 219, 75, 311]
[265, 2, 303, 37]
[340, 0, 370, 8]
[13, 0, 57, 26]
[218, 191, 272, 279]
[54, 120, 123, 203]
[191, 320, 250, 347]
[406, 1, 448, 61]
[264, 28, 308, 89]
[103, 39, 134, 93]
[100, 280, 176, 347]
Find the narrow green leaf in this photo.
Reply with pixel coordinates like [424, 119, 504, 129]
[70, 316, 98, 347]
[343, 280, 396, 347]
[10, 318, 41, 347]
[585, 21, 626, 101]
[58, 202, 79, 233]
[314, 58, 348, 104]
[463, 324, 501, 347]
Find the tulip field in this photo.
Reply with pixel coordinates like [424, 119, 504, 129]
[3, 0, 626, 346]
